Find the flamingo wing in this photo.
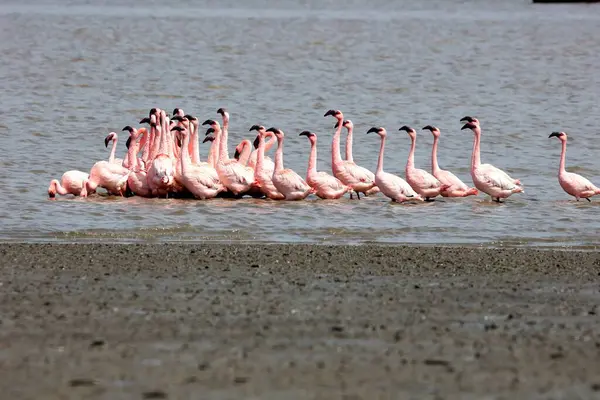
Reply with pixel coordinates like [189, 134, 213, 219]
[479, 164, 519, 190]
[566, 172, 597, 192]
[278, 169, 310, 191]
[436, 169, 468, 190]
[412, 168, 442, 189]
[343, 162, 375, 184]
[315, 171, 346, 190]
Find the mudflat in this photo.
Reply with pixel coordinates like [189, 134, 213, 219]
[1, 243, 599, 399]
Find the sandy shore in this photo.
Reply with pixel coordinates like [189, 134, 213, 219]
[1, 243, 600, 399]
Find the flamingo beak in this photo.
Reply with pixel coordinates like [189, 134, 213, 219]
[202, 119, 216, 126]
[122, 126, 133, 132]
[366, 127, 379, 134]
[334, 121, 340, 128]
[461, 123, 475, 130]
[171, 126, 184, 132]
[265, 127, 278, 134]
[104, 137, 111, 148]
[460, 116, 474, 123]
[249, 125, 261, 132]
[549, 132, 561, 138]
[139, 117, 151, 124]
[184, 114, 195, 121]
[171, 116, 184, 122]
[125, 136, 132, 149]
[253, 135, 260, 149]
[398, 126, 412, 133]
[299, 131, 312, 137]
[217, 107, 226, 116]
[205, 127, 215, 136]
[203, 136, 215, 144]
[324, 110, 335, 117]
[234, 149, 240, 159]
[422, 125, 434, 131]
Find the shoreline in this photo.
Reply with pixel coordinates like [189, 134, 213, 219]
[2, 243, 600, 398]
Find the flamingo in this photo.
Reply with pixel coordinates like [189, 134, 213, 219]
[324, 109, 376, 199]
[266, 127, 313, 200]
[234, 139, 253, 166]
[548, 131, 600, 201]
[83, 133, 130, 197]
[247, 130, 276, 170]
[248, 125, 285, 200]
[122, 126, 152, 197]
[460, 116, 523, 202]
[340, 119, 380, 197]
[48, 170, 89, 198]
[399, 125, 449, 201]
[171, 125, 224, 199]
[203, 108, 255, 196]
[421, 125, 478, 198]
[147, 109, 177, 197]
[299, 131, 351, 199]
[366, 127, 423, 203]
[104, 132, 124, 166]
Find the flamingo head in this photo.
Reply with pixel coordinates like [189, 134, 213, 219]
[171, 125, 187, 136]
[342, 119, 353, 130]
[203, 135, 215, 144]
[399, 125, 416, 139]
[324, 109, 343, 122]
[299, 130, 317, 143]
[249, 125, 265, 148]
[48, 180, 57, 198]
[171, 115, 186, 123]
[422, 125, 440, 138]
[184, 115, 198, 127]
[549, 131, 567, 142]
[104, 132, 117, 148]
[202, 119, 220, 130]
[266, 127, 283, 139]
[205, 127, 216, 136]
[173, 108, 185, 117]
[460, 122, 478, 132]
[234, 141, 247, 160]
[366, 127, 386, 138]
[149, 108, 157, 117]
[217, 107, 229, 122]
[460, 116, 480, 125]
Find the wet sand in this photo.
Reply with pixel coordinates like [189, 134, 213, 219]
[1, 243, 600, 399]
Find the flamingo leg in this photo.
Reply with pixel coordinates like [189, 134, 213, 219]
[586, 198, 591, 202]
[356, 191, 361, 200]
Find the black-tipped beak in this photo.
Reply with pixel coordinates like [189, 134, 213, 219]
[171, 126, 184, 132]
[171, 115, 184, 122]
[202, 119, 215, 126]
[217, 107, 226, 115]
[253, 135, 260, 149]
[104, 137, 111, 148]
[422, 125, 434, 131]
[398, 125, 412, 132]
[184, 114, 195, 121]
[299, 131, 312, 137]
[203, 135, 215, 144]
[249, 124, 262, 132]
[460, 116, 474, 123]
[549, 132, 561, 138]
[334, 121, 340, 128]
[139, 117, 150, 124]
[324, 110, 335, 117]
[122, 126, 133, 132]
[205, 127, 215, 136]
[125, 136, 132, 149]
[265, 127, 278, 134]
[366, 127, 379, 134]
[461, 123, 476, 130]
[234, 149, 240, 159]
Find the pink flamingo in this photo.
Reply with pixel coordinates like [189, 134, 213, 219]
[104, 132, 123, 166]
[205, 108, 255, 196]
[340, 119, 380, 197]
[299, 131, 351, 199]
[83, 133, 130, 197]
[248, 125, 284, 200]
[460, 116, 523, 202]
[421, 125, 478, 198]
[147, 109, 176, 197]
[234, 139, 253, 166]
[266, 127, 313, 200]
[549, 131, 600, 201]
[122, 126, 152, 197]
[247, 130, 276, 170]
[171, 125, 224, 199]
[324, 110, 376, 199]
[48, 170, 89, 198]
[399, 125, 450, 201]
[366, 127, 422, 202]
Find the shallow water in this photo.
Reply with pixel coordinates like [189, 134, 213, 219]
[1, 0, 599, 247]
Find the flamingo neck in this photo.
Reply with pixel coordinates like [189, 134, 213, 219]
[377, 135, 386, 174]
[275, 137, 284, 172]
[238, 141, 252, 165]
[255, 134, 265, 175]
[345, 126, 354, 162]
[126, 136, 139, 171]
[265, 132, 276, 153]
[406, 135, 416, 172]
[191, 123, 200, 165]
[332, 120, 343, 166]
[219, 124, 229, 163]
[307, 138, 318, 178]
[181, 131, 191, 174]
[559, 139, 567, 175]
[471, 128, 482, 169]
[109, 137, 117, 163]
[142, 129, 150, 164]
[431, 136, 440, 173]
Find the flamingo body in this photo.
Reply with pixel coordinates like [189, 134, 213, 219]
[48, 170, 89, 198]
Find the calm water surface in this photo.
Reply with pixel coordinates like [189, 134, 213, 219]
[1, 0, 599, 247]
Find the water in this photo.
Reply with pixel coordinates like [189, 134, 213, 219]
[1, 0, 599, 248]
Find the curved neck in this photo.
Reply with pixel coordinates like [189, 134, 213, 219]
[559, 140, 567, 175]
[108, 137, 117, 163]
[406, 135, 416, 172]
[181, 132, 191, 174]
[126, 135, 139, 170]
[332, 120, 343, 166]
[275, 137, 284, 172]
[265, 132, 277, 153]
[307, 139, 317, 177]
[345, 126, 354, 162]
[191, 123, 200, 164]
[377, 135, 386, 173]
[431, 136, 440, 173]
[471, 128, 481, 169]
[238, 140, 252, 165]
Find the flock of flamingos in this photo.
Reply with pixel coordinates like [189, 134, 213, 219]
[48, 107, 600, 203]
